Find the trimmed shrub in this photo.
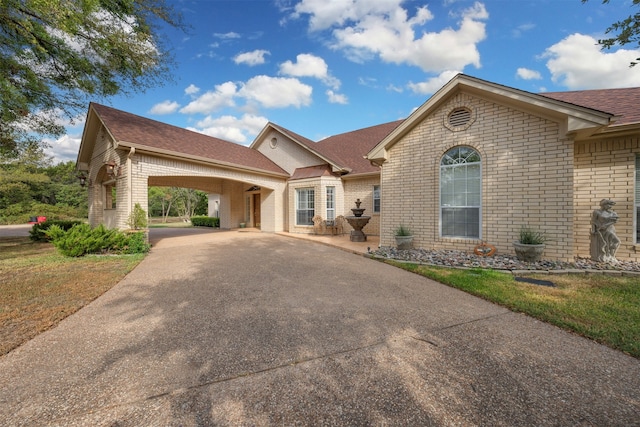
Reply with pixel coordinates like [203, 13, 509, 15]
[47, 224, 150, 257]
[30, 219, 84, 242]
[191, 216, 219, 227]
[127, 203, 148, 230]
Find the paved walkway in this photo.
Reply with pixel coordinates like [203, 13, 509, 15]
[0, 228, 639, 426]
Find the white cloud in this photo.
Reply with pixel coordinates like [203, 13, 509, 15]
[279, 53, 341, 89]
[180, 81, 238, 114]
[326, 90, 348, 104]
[234, 49, 270, 66]
[214, 32, 241, 39]
[149, 100, 180, 115]
[44, 133, 82, 163]
[512, 23, 535, 38]
[188, 114, 269, 145]
[516, 68, 542, 80]
[408, 70, 461, 95]
[185, 84, 200, 96]
[239, 75, 313, 108]
[293, 0, 488, 73]
[543, 33, 640, 89]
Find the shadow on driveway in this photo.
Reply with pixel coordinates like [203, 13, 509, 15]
[0, 231, 638, 425]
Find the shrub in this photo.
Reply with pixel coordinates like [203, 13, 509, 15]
[394, 225, 412, 236]
[30, 219, 84, 242]
[47, 223, 150, 257]
[127, 203, 148, 230]
[518, 226, 547, 245]
[191, 216, 219, 227]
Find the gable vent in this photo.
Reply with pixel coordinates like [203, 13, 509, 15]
[448, 108, 472, 128]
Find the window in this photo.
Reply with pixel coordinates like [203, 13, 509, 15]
[296, 188, 315, 225]
[373, 185, 381, 213]
[636, 156, 640, 243]
[440, 146, 481, 238]
[326, 186, 335, 221]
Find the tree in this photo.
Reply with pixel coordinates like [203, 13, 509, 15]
[0, 0, 184, 157]
[584, 0, 640, 66]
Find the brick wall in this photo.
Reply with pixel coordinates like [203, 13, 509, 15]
[381, 92, 575, 261]
[574, 137, 640, 261]
[343, 176, 381, 236]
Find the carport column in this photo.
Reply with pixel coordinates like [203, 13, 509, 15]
[218, 185, 231, 229]
[208, 193, 220, 218]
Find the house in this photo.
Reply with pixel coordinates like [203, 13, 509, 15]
[77, 74, 640, 262]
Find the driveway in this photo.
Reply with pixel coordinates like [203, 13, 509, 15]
[0, 229, 638, 426]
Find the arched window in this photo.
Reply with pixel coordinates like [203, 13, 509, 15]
[440, 146, 481, 238]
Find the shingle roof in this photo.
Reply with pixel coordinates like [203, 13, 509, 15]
[540, 87, 640, 126]
[315, 120, 404, 175]
[290, 164, 336, 180]
[91, 103, 288, 176]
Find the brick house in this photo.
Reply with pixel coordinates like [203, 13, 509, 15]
[367, 74, 640, 262]
[77, 74, 640, 261]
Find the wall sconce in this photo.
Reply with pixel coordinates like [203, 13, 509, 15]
[77, 172, 88, 187]
[105, 161, 120, 178]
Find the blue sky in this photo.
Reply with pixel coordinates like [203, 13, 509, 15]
[49, 0, 640, 163]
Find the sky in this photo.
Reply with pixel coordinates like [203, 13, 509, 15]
[47, 0, 640, 163]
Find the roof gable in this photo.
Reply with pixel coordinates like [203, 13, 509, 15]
[79, 103, 288, 176]
[367, 74, 614, 163]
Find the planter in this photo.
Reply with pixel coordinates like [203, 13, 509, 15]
[513, 242, 545, 262]
[395, 235, 414, 250]
[239, 222, 246, 228]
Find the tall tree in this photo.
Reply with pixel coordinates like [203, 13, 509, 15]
[584, 0, 640, 66]
[0, 0, 183, 157]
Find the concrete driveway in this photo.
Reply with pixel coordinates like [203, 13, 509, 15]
[0, 228, 638, 426]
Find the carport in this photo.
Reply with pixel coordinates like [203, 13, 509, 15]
[76, 103, 290, 231]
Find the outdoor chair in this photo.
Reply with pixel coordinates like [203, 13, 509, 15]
[312, 215, 324, 235]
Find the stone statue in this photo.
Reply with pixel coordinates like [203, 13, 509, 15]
[590, 199, 620, 263]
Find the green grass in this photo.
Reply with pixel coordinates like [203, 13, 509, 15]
[386, 260, 640, 358]
[0, 237, 144, 355]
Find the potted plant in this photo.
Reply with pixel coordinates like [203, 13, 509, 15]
[394, 225, 414, 250]
[513, 226, 546, 262]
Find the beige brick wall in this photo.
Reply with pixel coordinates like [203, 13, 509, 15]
[287, 176, 344, 234]
[343, 176, 381, 236]
[381, 92, 575, 261]
[574, 137, 640, 262]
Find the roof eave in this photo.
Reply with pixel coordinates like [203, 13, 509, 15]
[116, 141, 290, 179]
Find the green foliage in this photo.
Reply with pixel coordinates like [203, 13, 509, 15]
[29, 219, 83, 242]
[47, 223, 150, 257]
[191, 216, 219, 227]
[394, 224, 412, 236]
[0, 156, 88, 224]
[126, 203, 148, 230]
[0, 0, 184, 155]
[518, 226, 547, 245]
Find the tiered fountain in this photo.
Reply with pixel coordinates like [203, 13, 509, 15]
[345, 199, 371, 242]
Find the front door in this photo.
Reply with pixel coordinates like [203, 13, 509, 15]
[253, 193, 261, 228]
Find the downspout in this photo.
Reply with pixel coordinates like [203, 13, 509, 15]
[127, 147, 136, 215]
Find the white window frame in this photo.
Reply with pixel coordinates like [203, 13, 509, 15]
[326, 186, 335, 222]
[440, 146, 482, 239]
[373, 185, 381, 213]
[296, 188, 315, 226]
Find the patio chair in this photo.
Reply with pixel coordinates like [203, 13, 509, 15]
[312, 215, 324, 235]
[335, 215, 346, 235]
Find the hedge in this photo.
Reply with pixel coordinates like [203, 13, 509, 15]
[191, 216, 219, 227]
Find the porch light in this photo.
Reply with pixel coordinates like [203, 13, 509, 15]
[77, 172, 88, 187]
[105, 161, 119, 178]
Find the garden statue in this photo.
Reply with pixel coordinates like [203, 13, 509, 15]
[590, 199, 620, 263]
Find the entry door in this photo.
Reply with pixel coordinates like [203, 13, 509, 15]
[253, 193, 261, 228]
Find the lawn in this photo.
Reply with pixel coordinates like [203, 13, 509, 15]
[386, 260, 640, 358]
[0, 237, 144, 356]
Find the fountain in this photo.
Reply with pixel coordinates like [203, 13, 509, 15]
[345, 199, 371, 242]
